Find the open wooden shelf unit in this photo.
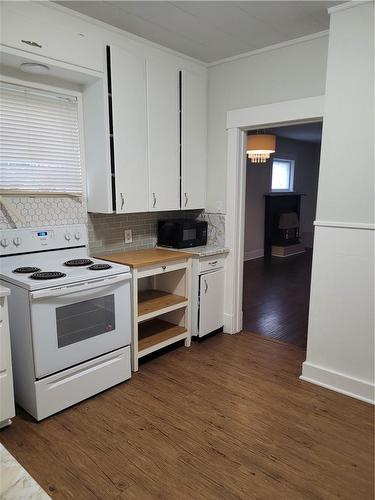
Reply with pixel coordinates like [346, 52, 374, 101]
[96, 249, 192, 371]
[130, 253, 192, 371]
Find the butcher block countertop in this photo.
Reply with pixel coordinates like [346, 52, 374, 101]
[98, 248, 192, 268]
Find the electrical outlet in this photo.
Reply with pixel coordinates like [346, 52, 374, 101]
[124, 229, 133, 244]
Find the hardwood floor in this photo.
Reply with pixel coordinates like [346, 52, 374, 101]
[1, 333, 373, 500]
[243, 251, 313, 348]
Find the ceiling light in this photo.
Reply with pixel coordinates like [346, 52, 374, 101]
[20, 63, 50, 75]
[247, 134, 276, 163]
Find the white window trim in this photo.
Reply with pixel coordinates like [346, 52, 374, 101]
[0, 74, 86, 198]
[270, 157, 295, 193]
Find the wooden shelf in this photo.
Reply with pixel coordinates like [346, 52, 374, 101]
[138, 319, 187, 356]
[138, 289, 187, 320]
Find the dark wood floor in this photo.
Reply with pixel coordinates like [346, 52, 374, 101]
[1, 333, 373, 500]
[243, 251, 313, 348]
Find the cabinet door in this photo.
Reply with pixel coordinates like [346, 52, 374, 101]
[199, 269, 224, 337]
[147, 59, 180, 211]
[111, 45, 149, 213]
[1, 2, 103, 72]
[181, 70, 207, 210]
[0, 297, 15, 423]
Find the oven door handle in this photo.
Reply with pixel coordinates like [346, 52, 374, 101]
[30, 273, 131, 300]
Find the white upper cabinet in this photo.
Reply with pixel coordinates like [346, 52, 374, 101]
[181, 70, 207, 210]
[147, 58, 180, 212]
[110, 45, 149, 213]
[1, 2, 103, 72]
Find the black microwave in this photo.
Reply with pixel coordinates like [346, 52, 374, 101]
[157, 219, 207, 249]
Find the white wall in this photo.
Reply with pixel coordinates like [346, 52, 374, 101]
[301, 2, 374, 403]
[244, 136, 321, 259]
[206, 34, 329, 214]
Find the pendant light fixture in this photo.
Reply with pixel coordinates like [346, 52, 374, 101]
[247, 132, 276, 164]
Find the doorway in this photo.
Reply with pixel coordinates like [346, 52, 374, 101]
[223, 95, 324, 337]
[243, 123, 322, 348]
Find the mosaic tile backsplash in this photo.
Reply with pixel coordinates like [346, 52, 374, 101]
[88, 210, 203, 255]
[89, 211, 225, 255]
[0, 196, 225, 255]
[0, 196, 87, 229]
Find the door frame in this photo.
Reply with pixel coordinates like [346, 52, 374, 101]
[223, 96, 325, 334]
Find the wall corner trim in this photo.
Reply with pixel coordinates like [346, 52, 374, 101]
[300, 362, 375, 405]
[314, 221, 375, 230]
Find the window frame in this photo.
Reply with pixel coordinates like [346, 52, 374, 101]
[0, 75, 86, 198]
[270, 157, 295, 193]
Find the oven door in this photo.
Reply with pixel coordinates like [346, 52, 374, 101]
[29, 273, 131, 379]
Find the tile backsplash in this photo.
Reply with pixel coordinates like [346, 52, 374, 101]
[88, 210, 203, 255]
[0, 196, 87, 229]
[0, 196, 226, 254]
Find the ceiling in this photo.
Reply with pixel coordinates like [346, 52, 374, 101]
[56, 1, 340, 63]
[265, 122, 323, 143]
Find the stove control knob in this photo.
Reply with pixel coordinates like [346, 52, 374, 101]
[74, 232, 81, 240]
[13, 237, 22, 247]
[0, 238, 9, 248]
[65, 233, 72, 241]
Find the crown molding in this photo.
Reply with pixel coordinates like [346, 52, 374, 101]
[42, 2, 334, 69]
[328, 1, 373, 15]
[207, 30, 329, 68]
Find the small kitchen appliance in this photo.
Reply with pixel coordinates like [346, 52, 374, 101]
[157, 219, 207, 249]
[0, 225, 132, 421]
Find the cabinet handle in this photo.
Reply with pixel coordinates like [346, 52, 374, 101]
[120, 193, 125, 210]
[152, 192, 157, 208]
[21, 40, 42, 48]
[209, 261, 218, 266]
[162, 265, 166, 271]
[204, 279, 208, 294]
[184, 192, 188, 207]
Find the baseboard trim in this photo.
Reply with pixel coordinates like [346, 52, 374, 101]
[223, 312, 238, 334]
[244, 249, 264, 261]
[300, 362, 375, 404]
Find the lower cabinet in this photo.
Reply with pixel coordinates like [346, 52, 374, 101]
[0, 289, 15, 428]
[190, 253, 227, 338]
[198, 269, 225, 337]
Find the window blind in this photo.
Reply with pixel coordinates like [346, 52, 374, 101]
[0, 82, 83, 195]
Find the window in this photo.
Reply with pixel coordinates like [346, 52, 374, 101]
[271, 158, 294, 192]
[0, 82, 82, 196]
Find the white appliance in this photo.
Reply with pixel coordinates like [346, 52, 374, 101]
[0, 224, 132, 420]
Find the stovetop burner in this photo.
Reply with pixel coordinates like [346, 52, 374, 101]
[64, 259, 94, 267]
[88, 263, 112, 271]
[30, 271, 66, 280]
[13, 267, 41, 274]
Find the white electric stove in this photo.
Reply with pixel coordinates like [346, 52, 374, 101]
[0, 224, 132, 421]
